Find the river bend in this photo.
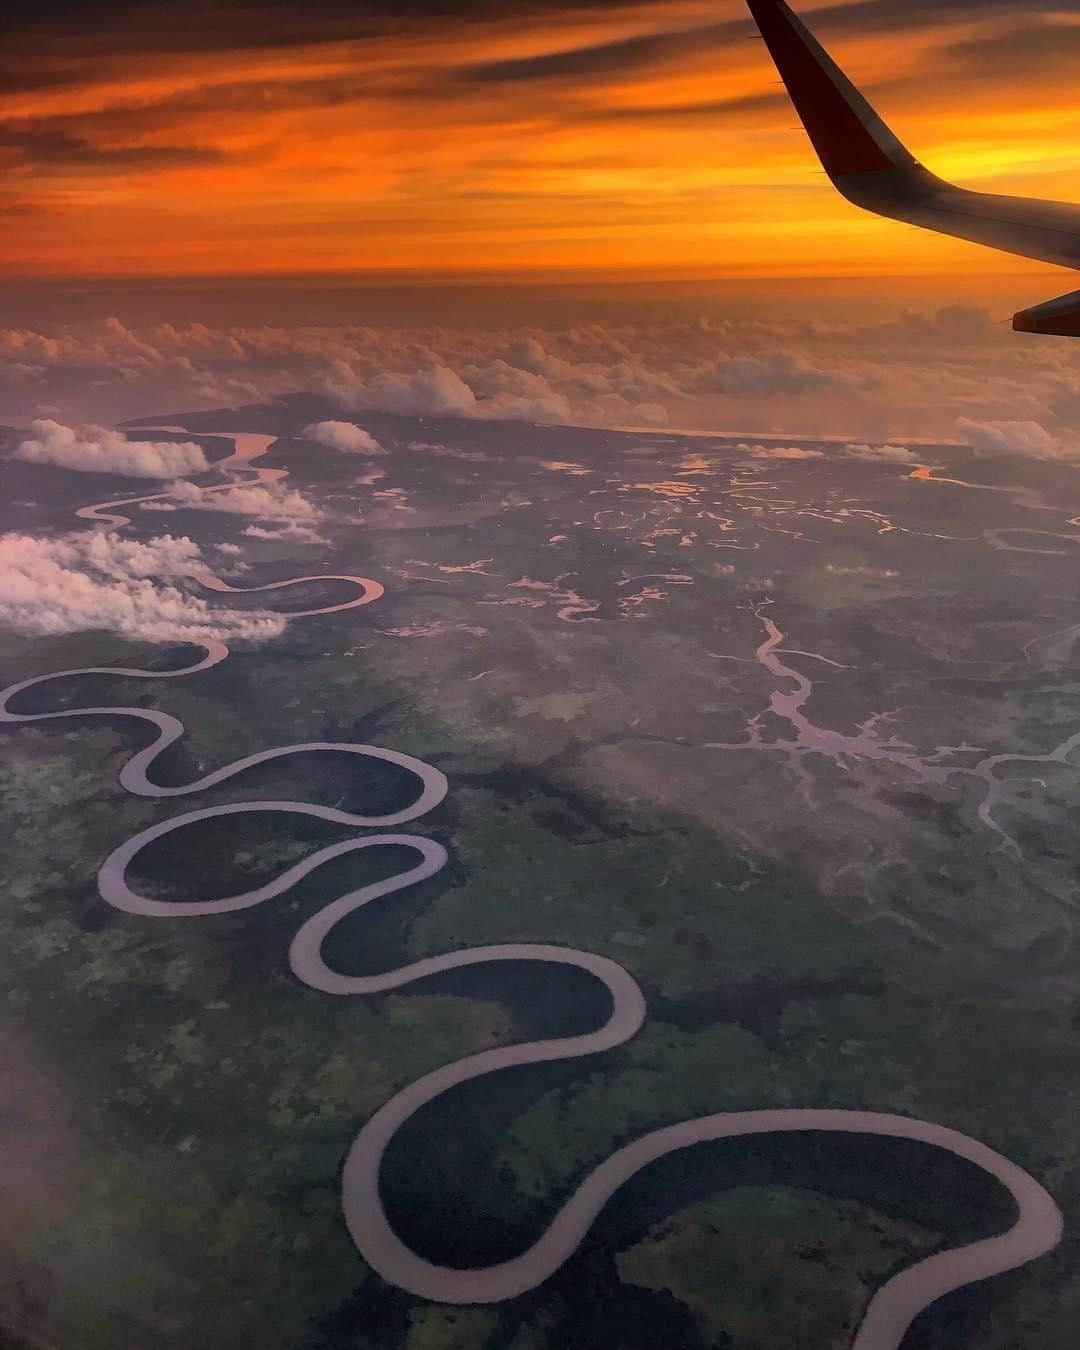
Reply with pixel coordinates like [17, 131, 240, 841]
[0, 428, 1063, 1349]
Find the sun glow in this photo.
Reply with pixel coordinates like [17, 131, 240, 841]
[3, 0, 1078, 282]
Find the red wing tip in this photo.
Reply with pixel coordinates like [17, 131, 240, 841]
[746, 0, 791, 20]
[746, 0, 902, 177]
[1013, 306, 1080, 337]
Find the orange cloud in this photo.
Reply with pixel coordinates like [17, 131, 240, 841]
[2, 0, 1079, 281]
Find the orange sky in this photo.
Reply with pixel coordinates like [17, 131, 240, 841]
[4, 0, 1080, 282]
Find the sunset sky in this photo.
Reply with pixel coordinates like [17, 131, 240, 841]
[3, 0, 1080, 283]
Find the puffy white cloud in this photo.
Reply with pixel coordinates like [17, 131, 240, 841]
[56, 530, 203, 580]
[213, 541, 249, 572]
[302, 420, 383, 454]
[243, 522, 329, 545]
[144, 478, 321, 520]
[0, 531, 285, 644]
[464, 358, 572, 422]
[843, 442, 916, 463]
[324, 358, 581, 424]
[956, 418, 1062, 457]
[14, 419, 208, 478]
[327, 362, 478, 417]
[503, 336, 564, 377]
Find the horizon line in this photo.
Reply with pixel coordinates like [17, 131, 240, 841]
[0, 264, 1066, 290]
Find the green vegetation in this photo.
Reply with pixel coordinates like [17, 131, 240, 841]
[6, 415, 1080, 1348]
[406, 1308, 498, 1350]
[0, 729, 511, 1349]
[617, 1186, 934, 1347]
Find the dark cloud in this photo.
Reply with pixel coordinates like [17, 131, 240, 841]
[584, 91, 795, 123]
[0, 0, 638, 54]
[0, 69, 89, 95]
[814, 0, 1061, 39]
[943, 20, 1080, 76]
[0, 128, 225, 171]
[0, 2, 1067, 104]
[456, 23, 736, 87]
[694, 350, 868, 398]
[0, 196, 48, 218]
[430, 2, 1068, 96]
[0, 1, 1065, 59]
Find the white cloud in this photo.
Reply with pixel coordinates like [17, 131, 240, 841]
[0, 531, 285, 644]
[214, 541, 249, 572]
[354, 466, 386, 485]
[843, 442, 916, 463]
[327, 363, 478, 417]
[956, 418, 1062, 457]
[14, 419, 208, 478]
[144, 478, 321, 520]
[464, 358, 572, 422]
[59, 530, 203, 579]
[243, 522, 329, 545]
[325, 358, 579, 425]
[303, 420, 383, 454]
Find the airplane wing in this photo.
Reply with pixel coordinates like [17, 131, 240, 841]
[746, 0, 1080, 336]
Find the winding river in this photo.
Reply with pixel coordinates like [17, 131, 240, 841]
[705, 597, 1080, 854]
[0, 428, 1064, 1348]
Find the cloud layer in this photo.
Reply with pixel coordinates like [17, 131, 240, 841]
[1, 1, 1074, 279]
[4, 299, 1080, 453]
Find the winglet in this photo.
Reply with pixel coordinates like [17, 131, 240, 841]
[1013, 288, 1080, 337]
[746, 0, 919, 180]
[747, 0, 1080, 326]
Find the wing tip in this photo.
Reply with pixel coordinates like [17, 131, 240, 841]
[1014, 291, 1080, 337]
[747, 0, 914, 179]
